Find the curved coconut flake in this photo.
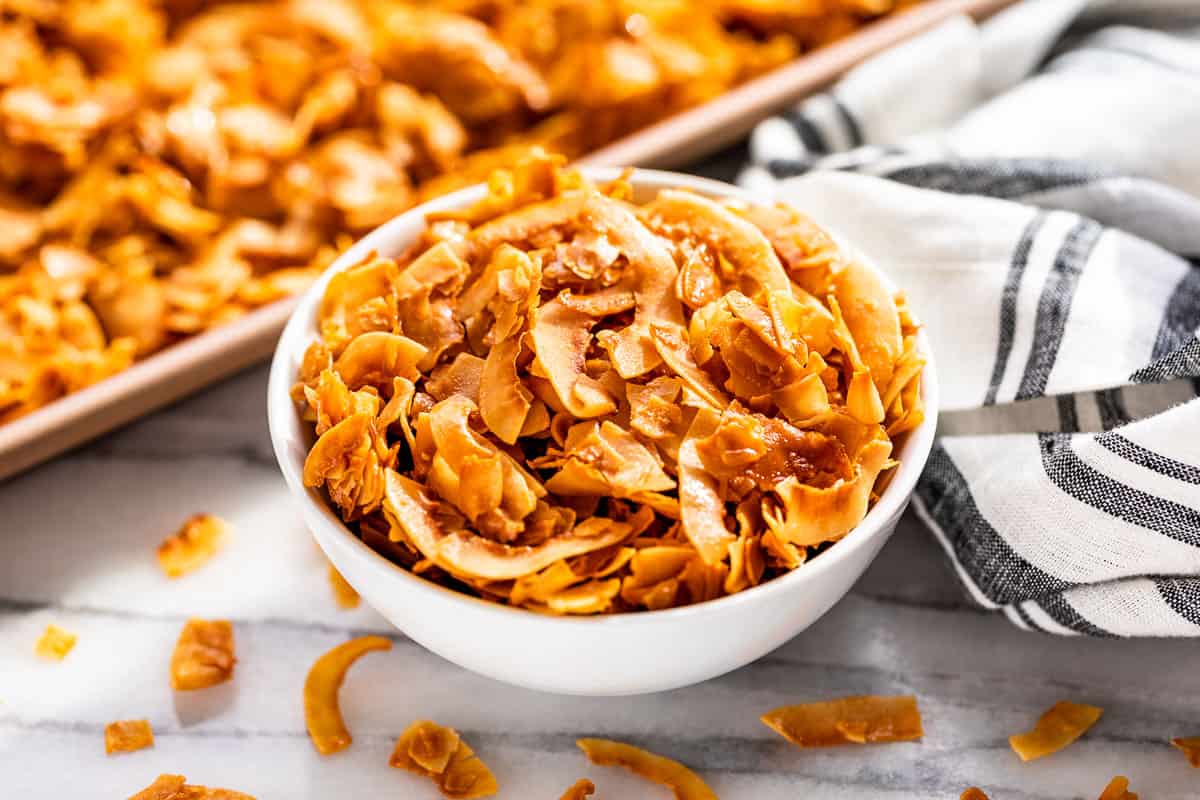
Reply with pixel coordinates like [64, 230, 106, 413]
[427, 396, 543, 531]
[678, 407, 735, 565]
[479, 335, 532, 444]
[383, 471, 634, 581]
[394, 240, 469, 301]
[764, 432, 892, 547]
[558, 285, 637, 317]
[772, 372, 830, 424]
[529, 296, 616, 418]
[644, 189, 791, 300]
[490, 245, 541, 343]
[649, 322, 729, 410]
[833, 259, 901, 391]
[378, 377, 418, 455]
[576, 738, 717, 800]
[334, 331, 427, 390]
[471, 189, 681, 378]
[426, 352, 485, 404]
[319, 256, 400, 352]
[544, 420, 676, 497]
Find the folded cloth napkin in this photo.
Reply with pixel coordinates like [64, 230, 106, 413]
[738, 0, 1200, 636]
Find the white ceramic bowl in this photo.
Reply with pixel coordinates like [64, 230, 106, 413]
[268, 168, 939, 696]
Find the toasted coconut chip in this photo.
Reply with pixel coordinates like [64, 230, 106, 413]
[427, 395, 543, 537]
[543, 578, 622, 615]
[170, 619, 236, 691]
[763, 427, 892, 547]
[479, 336, 532, 444]
[427, 353, 485, 404]
[1097, 777, 1138, 800]
[1008, 701, 1103, 762]
[303, 412, 393, 517]
[395, 241, 469, 301]
[773, 372, 830, 424]
[303, 635, 392, 755]
[390, 720, 462, 776]
[650, 322, 729, 409]
[320, 257, 401, 353]
[383, 470, 633, 581]
[105, 719, 154, 755]
[128, 774, 255, 800]
[157, 513, 229, 578]
[1172, 736, 1200, 767]
[833, 258, 902, 391]
[328, 562, 360, 610]
[379, 377, 418, 442]
[678, 408, 735, 565]
[559, 779, 596, 800]
[644, 189, 791, 300]
[761, 695, 923, 747]
[545, 420, 676, 498]
[439, 739, 499, 799]
[34, 624, 77, 660]
[576, 738, 718, 800]
[559, 286, 637, 317]
[306, 369, 383, 435]
[530, 297, 616, 418]
[334, 332, 427, 390]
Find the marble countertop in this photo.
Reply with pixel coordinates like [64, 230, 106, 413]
[2, 364, 1197, 799]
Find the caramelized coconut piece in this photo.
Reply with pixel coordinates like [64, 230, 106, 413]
[530, 297, 617, 418]
[34, 624, 77, 660]
[105, 720, 155, 754]
[170, 619, 235, 691]
[761, 695, 923, 747]
[576, 738, 718, 800]
[304, 635, 392, 755]
[390, 720, 498, 799]
[157, 513, 229, 578]
[644, 189, 792, 299]
[1172, 736, 1200, 767]
[1008, 701, 1103, 761]
[383, 471, 633, 582]
[1098, 776, 1138, 800]
[128, 774, 255, 800]
[559, 779, 596, 800]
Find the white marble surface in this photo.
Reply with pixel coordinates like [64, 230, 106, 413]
[1, 364, 1198, 799]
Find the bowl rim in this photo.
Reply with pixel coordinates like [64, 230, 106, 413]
[267, 166, 940, 629]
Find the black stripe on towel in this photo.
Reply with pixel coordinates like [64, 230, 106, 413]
[764, 158, 818, 179]
[1056, 394, 1080, 433]
[1037, 594, 1115, 637]
[782, 109, 829, 155]
[1017, 219, 1104, 400]
[1012, 603, 1044, 632]
[1155, 578, 1200, 627]
[1095, 432, 1200, 485]
[985, 211, 1048, 405]
[917, 444, 1072, 605]
[882, 158, 1108, 199]
[1095, 388, 1131, 431]
[1150, 261, 1200, 360]
[830, 94, 864, 148]
[1038, 433, 1200, 547]
[1130, 336, 1200, 383]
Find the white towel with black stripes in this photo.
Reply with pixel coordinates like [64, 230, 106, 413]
[738, 0, 1200, 636]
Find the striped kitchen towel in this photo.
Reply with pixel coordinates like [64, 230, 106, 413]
[738, 0, 1200, 636]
